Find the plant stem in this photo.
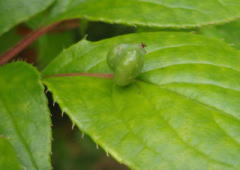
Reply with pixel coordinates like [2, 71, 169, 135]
[0, 22, 61, 65]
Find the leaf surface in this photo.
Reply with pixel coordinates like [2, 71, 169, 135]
[0, 62, 51, 170]
[43, 32, 240, 170]
[200, 20, 240, 49]
[31, 0, 240, 28]
[0, 137, 22, 170]
[0, 0, 54, 35]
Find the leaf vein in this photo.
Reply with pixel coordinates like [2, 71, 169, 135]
[137, 84, 233, 167]
[0, 97, 39, 170]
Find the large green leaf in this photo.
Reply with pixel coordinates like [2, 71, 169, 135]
[30, 0, 240, 28]
[0, 62, 51, 170]
[0, 137, 22, 170]
[200, 20, 240, 49]
[43, 32, 240, 169]
[0, 0, 54, 35]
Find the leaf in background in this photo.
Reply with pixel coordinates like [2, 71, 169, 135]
[200, 20, 240, 49]
[29, 0, 240, 28]
[0, 0, 54, 35]
[27, 0, 83, 28]
[37, 31, 76, 69]
[0, 137, 22, 170]
[43, 32, 240, 169]
[0, 62, 51, 170]
[0, 29, 22, 55]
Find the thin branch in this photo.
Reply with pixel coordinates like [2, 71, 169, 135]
[50, 19, 80, 33]
[0, 22, 61, 65]
[44, 73, 113, 79]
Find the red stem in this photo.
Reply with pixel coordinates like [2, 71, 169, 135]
[45, 73, 113, 79]
[0, 22, 61, 65]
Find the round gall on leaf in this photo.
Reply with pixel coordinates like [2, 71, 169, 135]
[107, 43, 146, 86]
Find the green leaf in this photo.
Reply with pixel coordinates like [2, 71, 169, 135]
[200, 20, 240, 49]
[0, 62, 51, 170]
[0, 137, 22, 170]
[0, 29, 22, 55]
[37, 31, 76, 69]
[43, 32, 240, 169]
[0, 0, 54, 35]
[30, 0, 240, 28]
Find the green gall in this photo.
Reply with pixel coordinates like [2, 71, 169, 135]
[107, 43, 146, 86]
